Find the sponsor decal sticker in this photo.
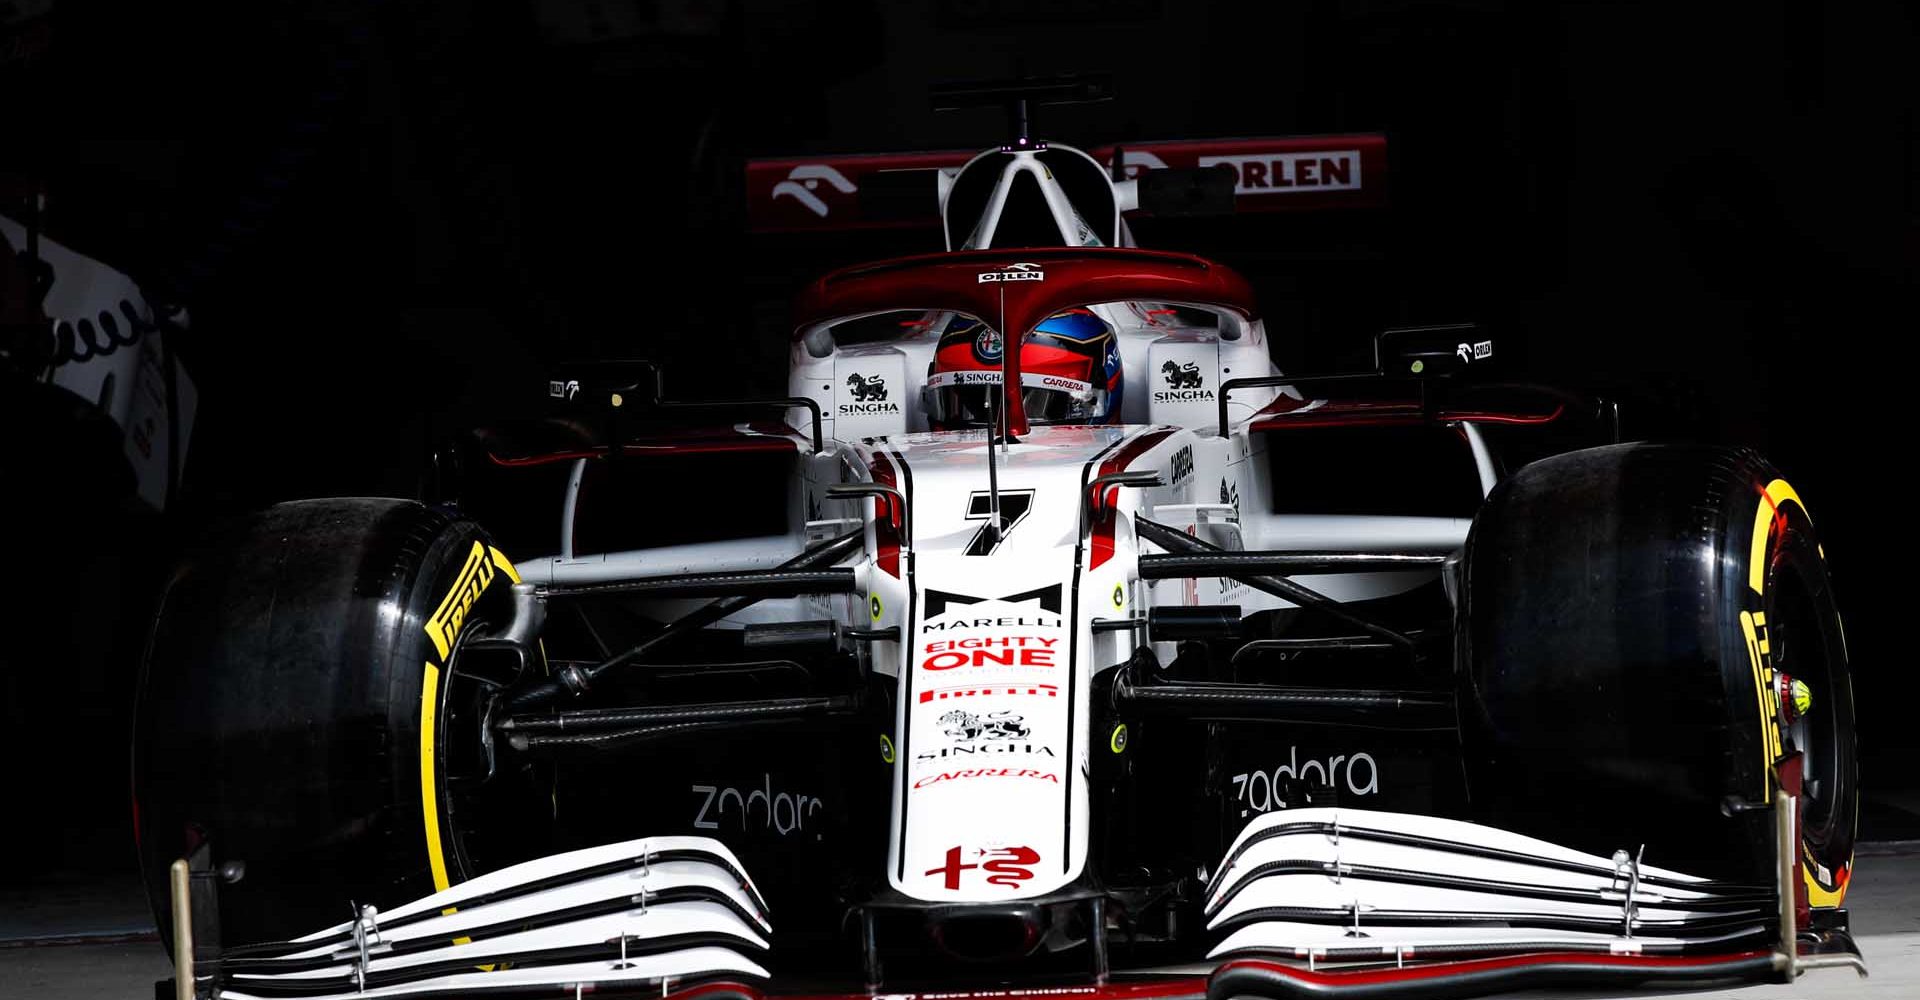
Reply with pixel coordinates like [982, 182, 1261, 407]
[925, 845, 1039, 891]
[1154, 360, 1214, 403]
[938, 709, 1030, 742]
[923, 584, 1062, 621]
[1197, 150, 1362, 194]
[920, 636, 1059, 671]
[1454, 340, 1493, 363]
[913, 768, 1058, 790]
[1230, 746, 1381, 817]
[692, 775, 825, 839]
[974, 326, 1003, 363]
[977, 262, 1045, 283]
[426, 541, 500, 660]
[1169, 444, 1193, 486]
[841, 373, 900, 415]
[771, 164, 857, 217]
[918, 682, 1060, 704]
[962, 489, 1035, 556]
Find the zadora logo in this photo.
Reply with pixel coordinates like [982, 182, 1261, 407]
[1230, 746, 1380, 817]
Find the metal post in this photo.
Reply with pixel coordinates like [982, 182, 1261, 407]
[170, 859, 194, 1000]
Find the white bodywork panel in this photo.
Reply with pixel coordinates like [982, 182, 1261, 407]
[1, 213, 198, 510]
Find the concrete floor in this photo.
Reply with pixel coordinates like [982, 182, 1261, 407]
[3, 848, 1915, 999]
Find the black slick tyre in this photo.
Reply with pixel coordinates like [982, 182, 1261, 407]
[1461, 443, 1856, 902]
[133, 498, 550, 944]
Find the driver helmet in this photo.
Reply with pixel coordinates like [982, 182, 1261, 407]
[923, 309, 1123, 429]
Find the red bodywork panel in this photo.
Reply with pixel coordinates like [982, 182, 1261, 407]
[483, 421, 807, 468]
[747, 134, 1389, 232]
[794, 248, 1257, 434]
[1249, 393, 1566, 432]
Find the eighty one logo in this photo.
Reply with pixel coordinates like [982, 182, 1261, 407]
[847, 373, 888, 401]
[939, 709, 1029, 742]
[771, 164, 857, 217]
[978, 262, 1045, 283]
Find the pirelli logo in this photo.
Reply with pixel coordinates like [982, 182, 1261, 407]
[426, 541, 497, 661]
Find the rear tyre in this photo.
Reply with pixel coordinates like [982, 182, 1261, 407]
[134, 499, 552, 944]
[1462, 443, 1856, 901]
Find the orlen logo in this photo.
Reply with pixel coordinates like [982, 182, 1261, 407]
[1198, 150, 1361, 194]
[978, 262, 1045, 283]
[771, 165, 857, 217]
[1105, 149, 1169, 179]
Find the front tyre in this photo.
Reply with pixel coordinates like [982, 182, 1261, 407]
[134, 499, 551, 944]
[1462, 444, 1856, 903]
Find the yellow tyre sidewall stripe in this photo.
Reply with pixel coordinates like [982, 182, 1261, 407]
[1745, 479, 1849, 908]
[420, 543, 519, 960]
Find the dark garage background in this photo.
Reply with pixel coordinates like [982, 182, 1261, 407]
[2, 0, 1915, 901]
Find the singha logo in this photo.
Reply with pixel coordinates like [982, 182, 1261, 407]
[839, 372, 900, 416]
[1220, 477, 1240, 509]
[846, 373, 888, 401]
[1153, 360, 1214, 403]
[939, 710, 1030, 743]
[1161, 361, 1204, 389]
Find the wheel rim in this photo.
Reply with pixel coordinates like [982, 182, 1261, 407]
[1767, 526, 1856, 888]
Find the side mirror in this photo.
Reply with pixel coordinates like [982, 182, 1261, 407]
[545, 359, 664, 408]
[1375, 325, 1495, 377]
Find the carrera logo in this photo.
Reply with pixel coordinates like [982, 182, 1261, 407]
[978, 262, 1045, 283]
[1154, 360, 1214, 403]
[1455, 340, 1493, 363]
[1198, 150, 1362, 194]
[918, 682, 1060, 704]
[913, 768, 1059, 790]
[1170, 445, 1193, 486]
[426, 541, 499, 660]
[771, 164, 857, 217]
[547, 379, 580, 400]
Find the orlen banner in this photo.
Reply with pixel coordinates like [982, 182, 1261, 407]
[748, 134, 1388, 232]
[895, 579, 1080, 902]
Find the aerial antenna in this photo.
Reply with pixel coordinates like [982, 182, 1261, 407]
[980, 284, 1016, 545]
[929, 73, 1115, 149]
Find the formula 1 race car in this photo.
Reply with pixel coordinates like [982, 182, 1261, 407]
[135, 92, 1864, 1000]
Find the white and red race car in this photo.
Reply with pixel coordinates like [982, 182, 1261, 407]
[134, 116, 1862, 999]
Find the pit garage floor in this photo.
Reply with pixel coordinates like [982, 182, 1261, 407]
[4, 846, 1916, 999]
